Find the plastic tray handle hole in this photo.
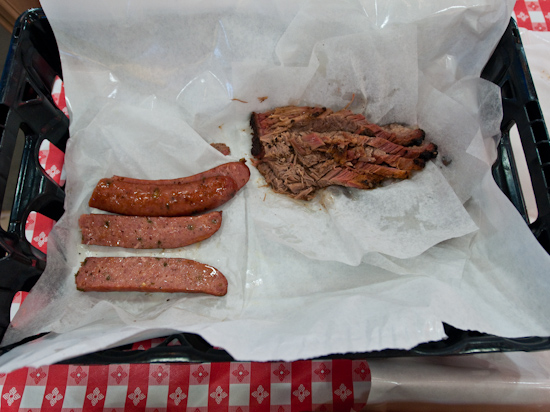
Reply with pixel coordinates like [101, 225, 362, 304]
[22, 81, 40, 103]
[501, 79, 515, 100]
[510, 123, 539, 223]
[1, 129, 25, 232]
[0, 104, 9, 134]
[0, 243, 8, 259]
[526, 100, 542, 123]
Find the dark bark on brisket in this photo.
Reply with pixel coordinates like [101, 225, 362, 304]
[250, 113, 265, 158]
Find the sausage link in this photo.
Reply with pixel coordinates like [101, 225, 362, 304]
[75, 256, 227, 296]
[112, 161, 250, 191]
[79, 211, 222, 249]
[89, 176, 237, 216]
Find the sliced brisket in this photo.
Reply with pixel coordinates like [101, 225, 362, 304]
[251, 105, 438, 200]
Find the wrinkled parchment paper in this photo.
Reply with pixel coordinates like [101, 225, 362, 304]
[3, 0, 550, 370]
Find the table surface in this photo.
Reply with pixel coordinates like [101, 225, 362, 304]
[1, 2, 550, 411]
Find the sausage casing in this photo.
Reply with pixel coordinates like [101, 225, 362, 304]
[112, 161, 250, 191]
[89, 176, 237, 216]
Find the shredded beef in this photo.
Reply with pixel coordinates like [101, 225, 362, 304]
[251, 105, 438, 200]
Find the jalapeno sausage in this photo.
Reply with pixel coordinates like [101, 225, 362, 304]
[75, 256, 228, 296]
[79, 211, 222, 249]
[112, 161, 250, 192]
[89, 175, 237, 216]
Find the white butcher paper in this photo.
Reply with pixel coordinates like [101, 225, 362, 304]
[3, 0, 550, 370]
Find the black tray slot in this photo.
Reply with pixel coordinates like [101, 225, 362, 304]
[56, 334, 235, 365]
[0, 9, 68, 342]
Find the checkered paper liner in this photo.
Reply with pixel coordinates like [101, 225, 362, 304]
[51, 76, 70, 119]
[6, 298, 371, 411]
[25, 212, 55, 254]
[0, 360, 371, 411]
[8, 292, 28, 323]
[42, 76, 68, 186]
[514, 0, 550, 31]
[39, 139, 66, 188]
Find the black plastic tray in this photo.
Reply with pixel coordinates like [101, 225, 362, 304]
[0, 10, 549, 363]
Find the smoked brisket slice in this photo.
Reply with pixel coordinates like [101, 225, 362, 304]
[251, 105, 438, 200]
[251, 106, 428, 156]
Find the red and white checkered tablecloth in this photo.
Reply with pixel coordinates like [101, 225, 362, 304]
[0, 359, 371, 411]
[1, 3, 548, 410]
[514, 0, 550, 31]
[4, 294, 371, 411]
